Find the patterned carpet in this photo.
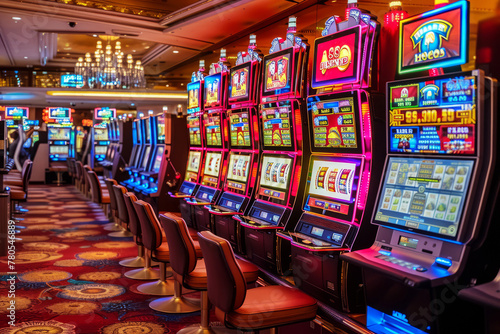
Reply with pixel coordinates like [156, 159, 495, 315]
[0, 184, 205, 334]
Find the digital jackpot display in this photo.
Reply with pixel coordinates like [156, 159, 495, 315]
[258, 155, 293, 201]
[48, 107, 71, 120]
[94, 107, 116, 120]
[204, 73, 222, 107]
[187, 81, 202, 113]
[185, 151, 202, 182]
[304, 156, 361, 221]
[203, 113, 223, 147]
[374, 157, 474, 239]
[229, 63, 250, 102]
[398, 1, 469, 74]
[226, 153, 252, 193]
[229, 112, 251, 147]
[187, 115, 202, 146]
[203, 151, 222, 187]
[389, 74, 476, 155]
[261, 107, 293, 149]
[312, 26, 361, 88]
[262, 49, 292, 96]
[310, 97, 358, 149]
[5, 107, 29, 119]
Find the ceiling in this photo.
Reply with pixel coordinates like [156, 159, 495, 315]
[0, 0, 497, 93]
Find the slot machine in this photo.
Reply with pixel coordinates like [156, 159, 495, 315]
[130, 116, 154, 188]
[234, 16, 310, 274]
[121, 118, 143, 186]
[184, 49, 230, 232]
[92, 122, 109, 166]
[169, 61, 206, 228]
[342, 2, 498, 333]
[277, 9, 384, 311]
[204, 35, 263, 253]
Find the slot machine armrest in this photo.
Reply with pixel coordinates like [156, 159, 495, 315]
[340, 252, 432, 288]
[168, 191, 190, 198]
[204, 205, 243, 216]
[185, 198, 211, 206]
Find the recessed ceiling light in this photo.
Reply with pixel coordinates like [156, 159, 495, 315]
[92, 34, 97, 37]
[24, 56, 28, 59]
[145, 46, 150, 49]
[180, 83, 184, 86]
[173, 50, 179, 54]
[12, 17, 21, 21]
[132, 50, 136, 52]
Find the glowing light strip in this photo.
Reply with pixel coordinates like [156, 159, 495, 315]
[46, 91, 188, 99]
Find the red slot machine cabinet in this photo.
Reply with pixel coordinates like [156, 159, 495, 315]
[342, 2, 500, 333]
[184, 49, 230, 232]
[169, 61, 206, 228]
[234, 16, 310, 275]
[277, 11, 385, 312]
[204, 35, 263, 253]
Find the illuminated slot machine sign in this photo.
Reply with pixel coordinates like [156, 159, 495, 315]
[229, 112, 251, 148]
[203, 113, 223, 147]
[388, 74, 476, 155]
[304, 156, 361, 225]
[185, 151, 202, 183]
[225, 152, 252, 194]
[204, 73, 223, 108]
[187, 81, 202, 114]
[398, 1, 469, 74]
[228, 62, 252, 104]
[261, 107, 293, 149]
[262, 49, 293, 99]
[187, 116, 202, 147]
[5, 107, 29, 119]
[48, 107, 71, 120]
[94, 107, 116, 120]
[202, 151, 222, 189]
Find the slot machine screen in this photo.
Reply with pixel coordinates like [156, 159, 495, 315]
[203, 113, 223, 148]
[308, 94, 361, 154]
[152, 146, 164, 172]
[157, 114, 165, 143]
[203, 152, 222, 178]
[311, 26, 361, 88]
[226, 152, 252, 193]
[144, 118, 151, 143]
[229, 63, 251, 103]
[141, 146, 151, 169]
[94, 127, 108, 141]
[187, 81, 202, 113]
[388, 73, 477, 155]
[373, 157, 474, 240]
[258, 154, 293, 202]
[262, 48, 292, 97]
[304, 156, 361, 222]
[95, 146, 108, 155]
[229, 111, 251, 148]
[204, 73, 222, 107]
[185, 151, 202, 182]
[134, 121, 142, 144]
[50, 145, 69, 157]
[48, 127, 71, 140]
[187, 115, 202, 147]
[261, 106, 294, 151]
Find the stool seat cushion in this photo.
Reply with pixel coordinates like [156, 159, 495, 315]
[216, 285, 317, 330]
[185, 258, 259, 290]
[4, 180, 23, 187]
[153, 243, 170, 262]
[101, 193, 110, 204]
[10, 188, 27, 200]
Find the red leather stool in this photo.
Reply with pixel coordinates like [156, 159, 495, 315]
[120, 192, 146, 269]
[198, 231, 318, 333]
[75, 161, 84, 194]
[87, 170, 110, 217]
[103, 178, 121, 232]
[159, 213, 259, 333]
[109, 184, 133, 238]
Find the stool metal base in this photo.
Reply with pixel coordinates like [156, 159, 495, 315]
[149, 294, 200, 314]
[104, 223, 122, 231]
[108, 230, 133, 238]
[119, 256, 145, 268]
[177, 325, 235, 334]
[124, 267, 159, 280]
[137, 278, 175, 296]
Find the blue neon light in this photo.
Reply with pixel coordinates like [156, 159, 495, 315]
[379, 250, 392, 257]
[434, 257, 452, 267]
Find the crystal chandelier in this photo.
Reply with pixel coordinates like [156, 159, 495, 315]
[75, 37, 146, 89]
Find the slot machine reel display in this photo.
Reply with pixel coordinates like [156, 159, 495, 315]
[204, 35, 262, 253]
[185, 50, 230, 232]
[277, 8, 384, 312]
[342, 2, 499, 333]
[235, 16, 310, 275]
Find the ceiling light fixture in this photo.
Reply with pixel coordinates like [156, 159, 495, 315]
[74, 35, 145, 89]
[12, 17, 21, 20]
[173, 50, 179, 54]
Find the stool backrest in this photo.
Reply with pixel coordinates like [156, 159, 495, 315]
[197, 231, 247, 313]
[22, 161, 33, 193]
[20, 159, 30, 180]
[133, 200, 162, 251]
[87, 170, 103, 204]
[75, 161, 83, 181]
[112, 185, 128, 223]
[83, 165, 92, 193]
[104, 178, 118, 211]
[160, 213, 198, 277]
[124, 192, 140, 237]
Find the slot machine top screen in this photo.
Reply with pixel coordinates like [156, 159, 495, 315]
[311, 26, 361, 88]
[152, 146, 165, 172]
[262, 48, 293, 98]
[187, 81, 202, 113]
[144, 118, 151, 142]
[304, 156, 361, 222]
[187, 115, 202, 147]
[398, 1, 469, 74]
[308, 94, 361, 154]
[229, 63, 251, 103]
[204, 73, 222, 108]
[157, 114, 165, 142]
[374, 157, 474, 240]
[261, 106, 294, 151]
[48, 127, 71, 140]
[388, 73, 477, 155]
[203, 113, 223, 148]
[229, 111, 251, 148]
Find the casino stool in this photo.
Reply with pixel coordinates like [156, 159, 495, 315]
[157, 213, 259, 328]
[75, 161, 83, 193]
[6, 161, 33, 219]
[110, 184, 133, 238]
[198, 231, 318, 333]
[103, 178, 123, 232]
[160, 211, 199, 241]
[87, 170, 110, 217]
[82, 165, 92, 199]
[49, 164, 67, 186]
[67, 158, 76, 185]
[132, 200, 174, 295]
[120, 192, 146, 269]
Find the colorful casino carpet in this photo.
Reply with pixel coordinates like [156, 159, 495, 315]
[0, 185, 206, 334]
